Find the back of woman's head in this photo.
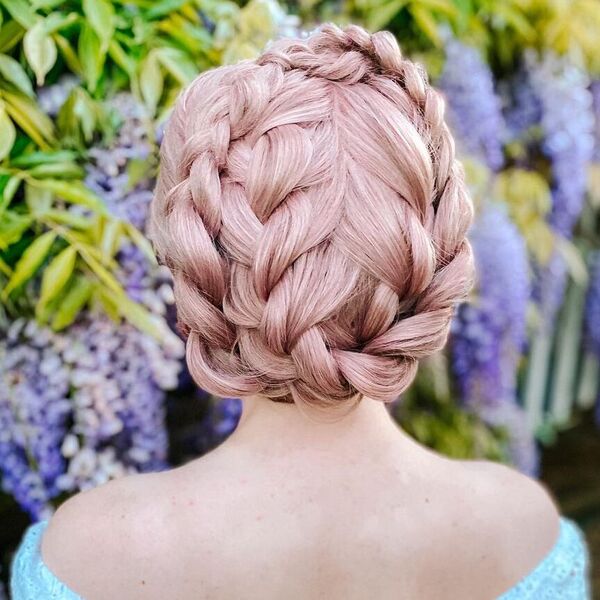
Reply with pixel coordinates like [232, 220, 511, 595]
[150, 23, 475, 414]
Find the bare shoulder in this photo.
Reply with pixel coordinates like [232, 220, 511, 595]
[41, 471, 175, 597]
[455, 458, 561, 577]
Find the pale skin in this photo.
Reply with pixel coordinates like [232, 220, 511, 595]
[41, 395, 561, 600]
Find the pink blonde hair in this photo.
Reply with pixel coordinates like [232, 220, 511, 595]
[149, 24, 474, 413]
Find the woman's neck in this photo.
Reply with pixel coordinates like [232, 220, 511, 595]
[218, 395, 421, 461]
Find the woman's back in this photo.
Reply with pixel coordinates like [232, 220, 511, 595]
[35, 402, 567, 600]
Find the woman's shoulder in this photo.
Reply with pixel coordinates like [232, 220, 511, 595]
[445, 458, 585, 596]
[453, 458, 561, 551]
[38, 470, 177, 598]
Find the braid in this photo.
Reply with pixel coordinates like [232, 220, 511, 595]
[149, 23, 474, 414]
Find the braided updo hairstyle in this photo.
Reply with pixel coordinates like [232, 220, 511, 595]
[149, 24, 475, 415]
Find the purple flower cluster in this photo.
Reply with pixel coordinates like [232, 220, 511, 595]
[0, 317, 183, 519]
[438, 37, 505, 171]
[84, 93, 155, 230]
[210, 398, 242, 437]
[451, 203, 535, 472]
[524, 53, 595, 323]
[501, 69, 542, 144]
[479, 402, 540, 477]
[527, 52, 595, 238]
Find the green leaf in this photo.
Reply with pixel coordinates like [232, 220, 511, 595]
[365, 0, 407, 31]
[0, 255, 12, 277]
[145, 0, 187, 19]
[54, 33, 82, 75]
[30, 178, 108, 214]
[24, 182, 53, 216]
[37, 245, 77, 312]
[45, 208, 93, 229]
[0, 210, 32, 250]
[0, 103, 16, 161]
[410, 5, 442, 46]
[0, 173, 23, 212]
[0, 20, 25, 55]
[140, 51, 163, 114]
[11, 149, 77, 168]
[99, 286, 182, 348]
[2, 230, 56, 298]
[124, 221, 157, 265]
[51, 275, 93, 329]
[155, 47, 197, 84]
[43, 11, 78, 34]
[0, 53, 34, 97]
[82, 0, 114, 47]
[3, 90, 56, 147]
[100, 218, 121, 258]
[79, 247, 123, 294]
[2, 0, 36, 28]
[24, 20, 58, 85]
[78, 23, 105, 93]
[27, 162, 84, 179]
[107, 39, 135, 77]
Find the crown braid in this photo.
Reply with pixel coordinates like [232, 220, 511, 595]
[149, 23, 474, 413]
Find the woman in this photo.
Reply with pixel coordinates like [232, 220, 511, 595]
[11, 24, 590, 599]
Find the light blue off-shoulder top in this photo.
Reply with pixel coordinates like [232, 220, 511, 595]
[10, 516, 591, 599]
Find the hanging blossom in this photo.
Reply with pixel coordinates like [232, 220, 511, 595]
[524, 52, 595, 324]
[500, 68, 542, 146]
[451, 203, 536, 473]
[438, 36, 505, 171]
[0, 317, 183, 520]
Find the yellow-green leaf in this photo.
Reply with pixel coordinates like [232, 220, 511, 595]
[0, 20, 25, 55]
[1, 175, 23, 210]
[410, 5, 441, 46]
[365, 0, 406, 31]
[108, 39, 135, 77]
[140, 51, 163, 114]
[45, 208, 93, 229]
[0, 104, 16, 161]
[79, 248, 123, 294]
[124, 221, 157, 265]
[3, 90, 56, 147]
[100, 218, 121, 258]
[0, 210, 31, 250]
[51, 275, 93, 330]
[78, 22, 105, 92]
[2, 230, 56, 298]
[2, 0, 36, 29]
[24, 20, 58, 85]
[24, 182, 52, 216]
[0, 255, 12, 277]
[31, 178, 108, 214]
[82, 0, 114, 47]
[155, 47, 197, 84]
[54, 33, 82, 76]
[37, 245, 77, 313]
[0, 53, 34, 97]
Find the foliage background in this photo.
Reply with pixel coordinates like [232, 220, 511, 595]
[1, 0, 600, 595]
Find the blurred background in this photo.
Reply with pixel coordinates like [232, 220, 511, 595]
[0, 0, 599, 596]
